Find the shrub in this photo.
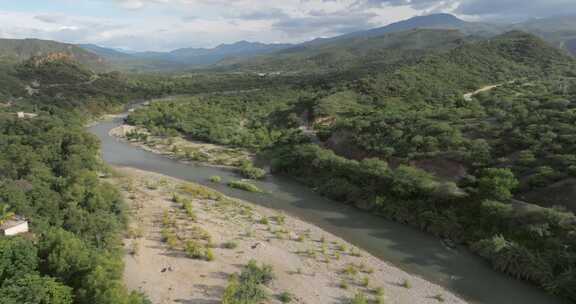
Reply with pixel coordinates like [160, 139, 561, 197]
[222, 274, 267, 304]
[238, 161, 266, 180]
[433, 294, 445, 302]
[350, 292, 368, 304]
[222, 241, 238, 249]
[228, 180, 263, 193]
[185, 240, 204, 259]
[209, 175, 222, 183]
[182, 201, 197, 221]
[277, 291, 294, 303]
[240, 260, 274, 286]
[222, 260, 274, 304]
[272, 213, 286, 225]
[360, 276, 370, 287]
[205, 247, 215, 261]
[343, 264, 358, 276]
[180, 183, 223, 200]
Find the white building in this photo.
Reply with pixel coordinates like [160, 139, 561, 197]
[1, 217, 29, 236]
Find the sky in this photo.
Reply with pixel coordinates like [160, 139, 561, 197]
[0, 0, 574, 51]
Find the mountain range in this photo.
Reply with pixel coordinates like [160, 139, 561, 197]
[81, 13, 576, 71]
[0, 13, 574, 72]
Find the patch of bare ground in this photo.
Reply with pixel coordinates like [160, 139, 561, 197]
[114, 166, 467, 304]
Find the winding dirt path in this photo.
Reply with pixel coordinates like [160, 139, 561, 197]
[463, 84, 502, 101]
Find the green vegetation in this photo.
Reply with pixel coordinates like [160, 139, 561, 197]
[123, 31, 576, 302]
[126, 89, 310, 150]
[277, 291, 293, 303]
[238, 161, 266, 180]
[227, 180, 263, 193]
[0, 38, 104, 69]
[350, 292, 369, 304]
[222, 260, 274, 304]
[0, 113, 149, 303]
[2, 26, 576, 303]
[185, 240, 214, 261]
[209, 175, 222, 183]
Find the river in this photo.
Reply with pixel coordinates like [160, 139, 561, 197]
[89, 116, 565, 304]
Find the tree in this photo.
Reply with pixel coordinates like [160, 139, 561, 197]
[0, 237, 38, 285]
[477, 168, 519, 201]
[391, 165, 437, 198]
[38, 229, 92, 286]
[0, 274, 73, 304]
[0, 204, 15, 226]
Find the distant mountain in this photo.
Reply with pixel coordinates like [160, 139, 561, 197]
[510, 15, 576, 55]
[215, 29, 470, 74]
[313, 14, 503, 45]
[78, 40, 292, 71]
[76, 13, 576, 72]
[567, 39, 576, 55]
[0, 38, 105, 70]
[78, 44, 133, 61]
[133, 41, 292, 65]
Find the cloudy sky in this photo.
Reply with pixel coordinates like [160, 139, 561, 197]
[0, 0, 573, 51]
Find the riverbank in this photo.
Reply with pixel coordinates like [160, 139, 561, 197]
[114, 166, 467, 304]
[110, 124, 253, 168]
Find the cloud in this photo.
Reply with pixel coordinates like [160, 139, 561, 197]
[34, 14, 65, 24]
[273, 11, 379, 35]
[236, 8, 289, 21]
[455, 0, 576, 20]
[2, 0, 576, 51]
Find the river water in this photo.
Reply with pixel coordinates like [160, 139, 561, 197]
[89, 116, 565, 304]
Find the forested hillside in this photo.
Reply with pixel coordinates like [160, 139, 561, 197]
[0, 54, 155, 303]
[0, 38, 105, 69]
[125, 31, 576, 302]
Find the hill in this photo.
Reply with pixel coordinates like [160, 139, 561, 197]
[0, 38, 106, 70]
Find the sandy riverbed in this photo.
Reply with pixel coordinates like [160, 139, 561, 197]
[113, 166, 467, 304]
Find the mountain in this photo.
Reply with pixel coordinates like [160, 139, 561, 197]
[76, 13, 576, 73]
[313, 14, 503, 45]
[511, 15, 576, 55]
[214, 29, 470, 74]
[133, 41, 292, 65]
[78, 40, 292, 71]
[78, 43, 133, 61]
[567, 38, 576, 55]
[0, 38, 105, 70]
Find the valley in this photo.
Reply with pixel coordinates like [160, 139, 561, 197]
[1, 9, 576, 304]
